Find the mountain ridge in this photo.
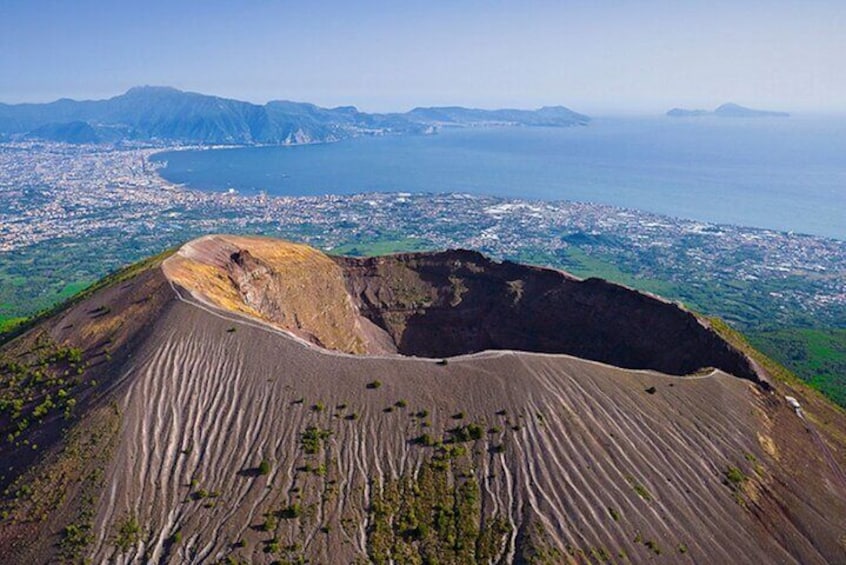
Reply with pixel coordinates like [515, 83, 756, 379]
[0, 86, 590, 145]
[667, 102, 790, 118]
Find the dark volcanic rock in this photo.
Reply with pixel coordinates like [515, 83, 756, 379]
[334, 250, 762, 381]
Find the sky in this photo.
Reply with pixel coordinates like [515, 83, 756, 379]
[1, 0, 844, 114]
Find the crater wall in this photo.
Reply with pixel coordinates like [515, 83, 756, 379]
[335, 250, 762, 381]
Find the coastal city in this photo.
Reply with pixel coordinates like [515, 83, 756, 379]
[0, 142, 844, 331]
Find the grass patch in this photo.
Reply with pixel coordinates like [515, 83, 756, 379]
[300, 426, 332, 455]
[57, 280, 94, 300]
[279, 503, 303, 519]
[330, 237, 435, 257]
[625, 475, 652, 501]
[633, 484, 652, 501]
[114, 514, 141, 553]
[0, 316, 27, 334]
[724, 465, 747, 486]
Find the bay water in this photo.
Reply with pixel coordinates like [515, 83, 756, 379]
[152, 116, 846, 240]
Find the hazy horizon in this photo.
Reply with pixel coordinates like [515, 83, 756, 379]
[2, 0, 844, 114]
[7, 84, 846, 119]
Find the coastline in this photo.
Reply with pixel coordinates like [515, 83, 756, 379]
[148, 118, 846, 241]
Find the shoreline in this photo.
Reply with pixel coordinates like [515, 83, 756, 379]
[146, 120, 846, 241]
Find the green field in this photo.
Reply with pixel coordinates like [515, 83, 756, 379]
[749, 329, 846, 407]
[330, 236, 436, 257]
[551, 247, 679, 298]
[0, 315, 27, 334]
[57, 280, 94, 299]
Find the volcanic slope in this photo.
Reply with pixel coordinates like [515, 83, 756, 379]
[0, 234, 844, 564]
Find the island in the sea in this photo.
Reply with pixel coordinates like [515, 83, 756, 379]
[667, 102, 790, 118]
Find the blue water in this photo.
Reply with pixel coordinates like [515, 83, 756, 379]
[152, 117, 846, 240]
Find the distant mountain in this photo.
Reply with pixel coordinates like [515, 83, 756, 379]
[405, 105, 589, 127]
[0, 86, 590, 145]
[666, 108, 710, 117]
[713, 103, 790, 118]
[0, 86, 409, 145]
[667, 102, 789, 118]
[26, 120, 101, 144]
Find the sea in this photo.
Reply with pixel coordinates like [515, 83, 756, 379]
[151, 116, 846, 241]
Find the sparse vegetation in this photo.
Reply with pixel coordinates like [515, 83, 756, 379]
[448, 423, 484, 443]
[633, 483, 652, 501]
[366, 380, 382, 389]
[723, 464, 750, 506]
[262, 512, 278, 531]
[0, 334, 90, 443]
[279, 503, 303, 519]
[412, 433, 436, 447]
[645, 539, 662, 555]
[625, 475, 652, 501]
[300, 426, 332, 454]
[3, 401, 120, 560]
[114, 514, 142, 552]
[366, 449, 510, 563]
[61, 522, 94, 559]
[258, 459, 271, 475]
[264, 537, 280, 553]
[466, 423, 484, 440]
[724, 465, 747, 486]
